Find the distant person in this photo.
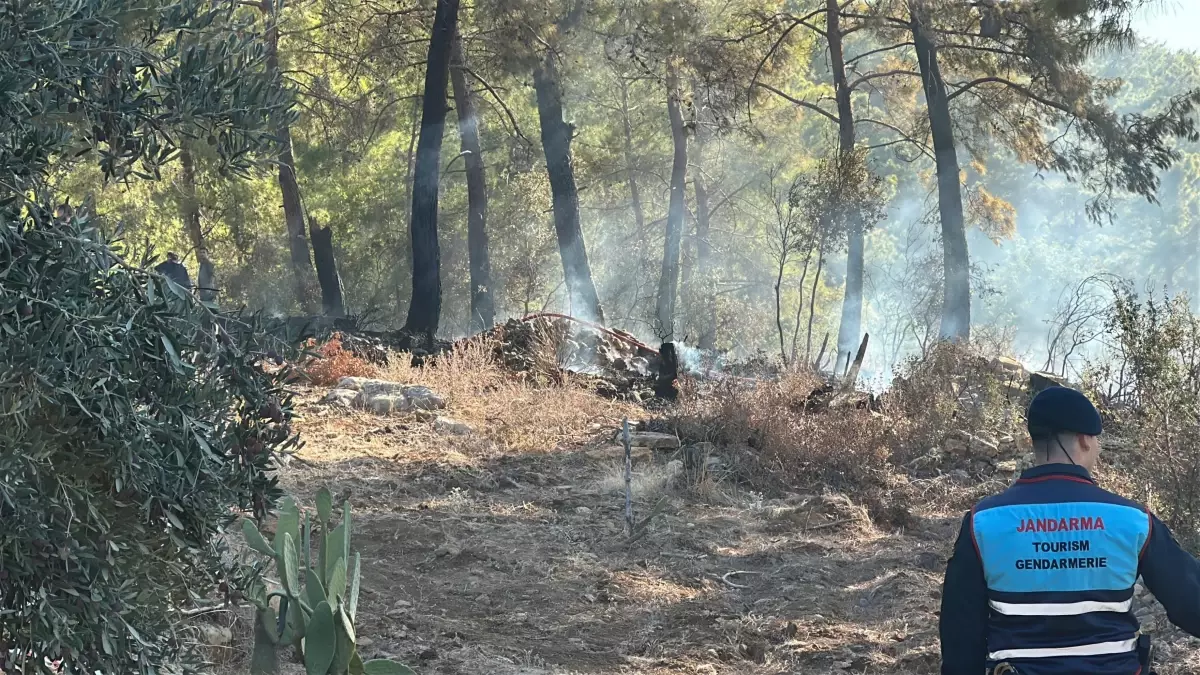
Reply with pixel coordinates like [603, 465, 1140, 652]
[154, 252, 192, 290]
[940, 386, 1200, 675]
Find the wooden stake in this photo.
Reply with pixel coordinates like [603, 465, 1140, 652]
[622, 418, 633, 535]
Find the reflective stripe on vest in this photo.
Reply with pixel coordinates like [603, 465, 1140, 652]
[988, 598, 1133, 616]
[987, 638, 1138, 661]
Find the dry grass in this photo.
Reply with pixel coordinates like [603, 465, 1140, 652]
[374, 338, 642, 454]
[208, 341, 1200, 675]
[673, 371, 894, 495]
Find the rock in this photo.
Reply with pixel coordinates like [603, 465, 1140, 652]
[994, 459, 1019, 472]
[616, 431, 681, 449]
[1030, 371, 1066, 394]
[992, 356, 1027, 376]
[403, 385, 446, 410]
[434, 417, 472, 435]
[357, 636, 375, 648]
[198, 624, 232, 647]
[415, 409, 436, 422]
[585, 444, 652, 464]
[322, 388, 358, 407]
[337, 377, 408, 396]
[344, 381, 447, 416]
[916, 551, 942, 571]
[575, 506, 593, 515]
[947, 430, 999, 456]
[358, 393, 410, 415]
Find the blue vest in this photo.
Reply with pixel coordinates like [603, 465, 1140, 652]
[971, 468, 1151, 675]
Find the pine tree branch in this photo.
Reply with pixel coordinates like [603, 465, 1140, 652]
[847, 69, 921, 92]
[752, 83, 841, 125]
[747, 8, 827, 122]
[845, 42, 914, 66]
[857, 118, 934, 159]
[462, 66, 532, 145]
[946, 76, 1072, 114]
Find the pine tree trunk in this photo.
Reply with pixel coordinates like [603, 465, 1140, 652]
[277, 126, 319, 313]
[533, 51, 605, 323]
[620, 78, 647, 239]
[912, 6, 970, 341]
[179, 148, 217, 303]
[806, 246, 826, 364]
[309, 218, 346, 316]
[656, 67, 689, 340]
[829, 0, 865, 373]
[690, 80, 716, 350]
[693, 128, 716, 350]
[450, 34, 495, 333]
[263, 0, 318, 313]
[403, 0, 460, 340]
[396, 95, 421, 318]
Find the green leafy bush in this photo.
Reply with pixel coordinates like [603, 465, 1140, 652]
[243, 489, 414, 675]
[0, 213, 298, 672]
[1085, 290, 1200, 548]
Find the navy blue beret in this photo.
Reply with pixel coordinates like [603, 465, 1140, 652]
[1026, 386, 1102, 438]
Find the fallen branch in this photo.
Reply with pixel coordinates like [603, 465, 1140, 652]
[627, 496, 670, 545]
[804, 518, 851, 533]
[720, 570, 764, 589]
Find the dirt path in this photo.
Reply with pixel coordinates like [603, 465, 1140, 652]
[277, 398, 956, 675]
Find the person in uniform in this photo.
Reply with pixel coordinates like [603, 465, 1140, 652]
[940, 386, 1200, 675]
[154, 252, 193, 290]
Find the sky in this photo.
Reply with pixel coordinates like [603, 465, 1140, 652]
[1133, 0, 1200, 52]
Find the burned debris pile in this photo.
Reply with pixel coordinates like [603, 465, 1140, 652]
[466, 314, 678, 401]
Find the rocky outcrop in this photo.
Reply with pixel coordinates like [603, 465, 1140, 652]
[323, 377, 447, 416]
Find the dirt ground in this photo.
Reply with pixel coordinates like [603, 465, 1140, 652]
[210, 375, 1200, 675]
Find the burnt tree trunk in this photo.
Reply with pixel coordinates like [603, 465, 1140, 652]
[179, 148, 216, 303]
[829, 0, 865, 374]
[450, 34, 495, 333]
[263, 0, 318, 312]
[404, 0, 460, 340]
[309, 218, 346, 317]
[533, 51, 605, 323]
[912, 6, 970, 341]
[277, 126, 319, 313]
[655, 66, 689, 340]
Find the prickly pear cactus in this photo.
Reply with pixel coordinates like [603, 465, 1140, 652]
[243, 488, 416, 675]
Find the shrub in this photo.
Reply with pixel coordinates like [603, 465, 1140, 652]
[0, 216, 298, 673]
[1084, 290, 1200, 548]
[302, 334, 380, 387]
[886, 341, 1026, 464]
[673, 371, 893, 493]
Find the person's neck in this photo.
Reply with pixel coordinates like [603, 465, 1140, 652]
[1033, 457, 1094, 472]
